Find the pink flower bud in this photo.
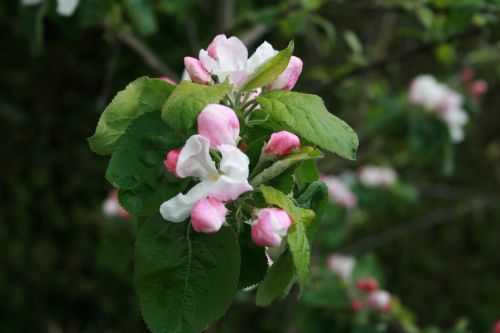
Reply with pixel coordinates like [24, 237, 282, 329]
[184, 57, 211, 84]
[269, 56, 303, 91]
[159, 76, 176, 84]
[207, 34, 226, 59]
[264, 131, 301, 156]
[191, 197, 228, 234]
[164, 149, 181, 178]
[251, 208, 292, 247]
[356, 277, 379, 293]
[367, 290, 391, 312]
[469, 79, 488, 98]
[197, 104, 240, 148]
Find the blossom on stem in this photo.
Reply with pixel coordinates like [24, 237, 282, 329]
[269, 56, 303, 91]
[264, 131, 301, 156]
[469, 79, 488, 98]
[197, 104, 240, 148]
[184, 57, 211, 84]
[251, 208, 292, 247]
[356, 277, 379, 293]
[191, 197, 228, 234]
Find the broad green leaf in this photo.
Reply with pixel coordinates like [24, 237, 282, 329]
[260, 185, 315, 227]
[89, 77, 174, 155]
[256, 250, 295, 306]
[237, 225, 268, 289]
[123, 0, 158, 36]
[294, 159, 320, 192]
[240, 41, 294, 92]
[161, 81, 231, 135]
[287, 218, 310, 291]
[106, 112, 187, 215]
[250, 146, 323, 187]
[135, 216, 240, 333]
[256, 91, 359, 160]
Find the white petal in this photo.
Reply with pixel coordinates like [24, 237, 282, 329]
[199, 49, 219, 73]
[21, 0, 43, 5]
[176, 135, 218, 180]
[217, 36, 248, 72]
[159, 180, 215, 222]
[218, 144, 250, 180]
[209, 176, 253, 201]
[56, 0, 79, 16]
[247, 41, 277, 72]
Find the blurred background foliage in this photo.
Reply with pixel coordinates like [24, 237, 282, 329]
[1, 0, 500, 332]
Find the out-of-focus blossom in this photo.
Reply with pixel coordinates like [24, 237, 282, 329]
[264, 131, 301, 156]
[350, 299, 363, 312]
[461, 67, 475, 82]
[367, 290, 391, 312]
[493, 320, 500, 333]
[321, 175, 357, 208]
[251, 208, 292, 247]
[358, 165, 397, 188]
[409, 74, 469, 143]
[159, 76, 176, 85]
[356, 277, 379, 293]
[191, 197, 227, 234]
[197, 104, 240, 148]
[21, 0, 79, 16]
[469, 79, 488, 98]
[102, 190, 130, 219]
[327, 254, 356, 281]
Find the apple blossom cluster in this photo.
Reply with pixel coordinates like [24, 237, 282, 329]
[409, 75, 469, 143]
[184, 34, 302, 90]
[327, 254, 392, 314]
[358, 165, 397, 188]
[321, 175, 358, 209]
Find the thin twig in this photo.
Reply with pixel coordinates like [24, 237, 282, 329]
[116, 30, 179, 81]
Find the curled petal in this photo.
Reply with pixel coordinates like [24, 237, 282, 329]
[209, 175, 253, 202]
[217, 36, 248, 72]
[207, 34, 226, 59]
[269, 56, 303, 91]
[176, 135, 218, 179]
[159, 180, 215, 222]
[218, 144, 250, 180]
[247, 41, 277, 72]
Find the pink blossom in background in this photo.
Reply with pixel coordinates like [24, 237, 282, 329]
[321, 175, 357, 208]
[469, 79, 488, 98]
[102, 190, 130, 219]
[358, 165, 397, 188]
[327, 253, 356, 281]
[367, 290, 391, 313]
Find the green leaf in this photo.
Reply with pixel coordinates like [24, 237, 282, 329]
[296, 181, 329, 241]
[294, 159, 320, 192]
[250, 146, 323, 187]
[135, 216, 240, 333]
[89, 77, 174, 155]
[256, 250, 295, 306]
[161, 81, 231, 135]
[123, 0, 158, 36]
[260, 185, 315, 227]
[237, 225, 268, 289]
[287, 218, 310, 291]
[240, 41, 294, 92]
[256, 91, 359, 160]
[106, 112, 187, 215]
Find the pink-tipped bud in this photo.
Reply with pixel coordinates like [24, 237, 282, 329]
[469, 79, 488, 98]
[207, 34, 226, 59]
[251, 208, 292, 247]
[461, 67, 475, 82]
[356, 277, 379, 293]
[269, 56, 303, 91]
[191, 197, 228, 234]
[367, 290, 391, 313]
[184, 57, 211, 84]
[351, 299, 363, 312]
[197, 104, 240, 148]
[493, 320, 500, 333]
[164, 149, 181, 178]
[264, 131, 300, 156]
[159, 76, 176, 85]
